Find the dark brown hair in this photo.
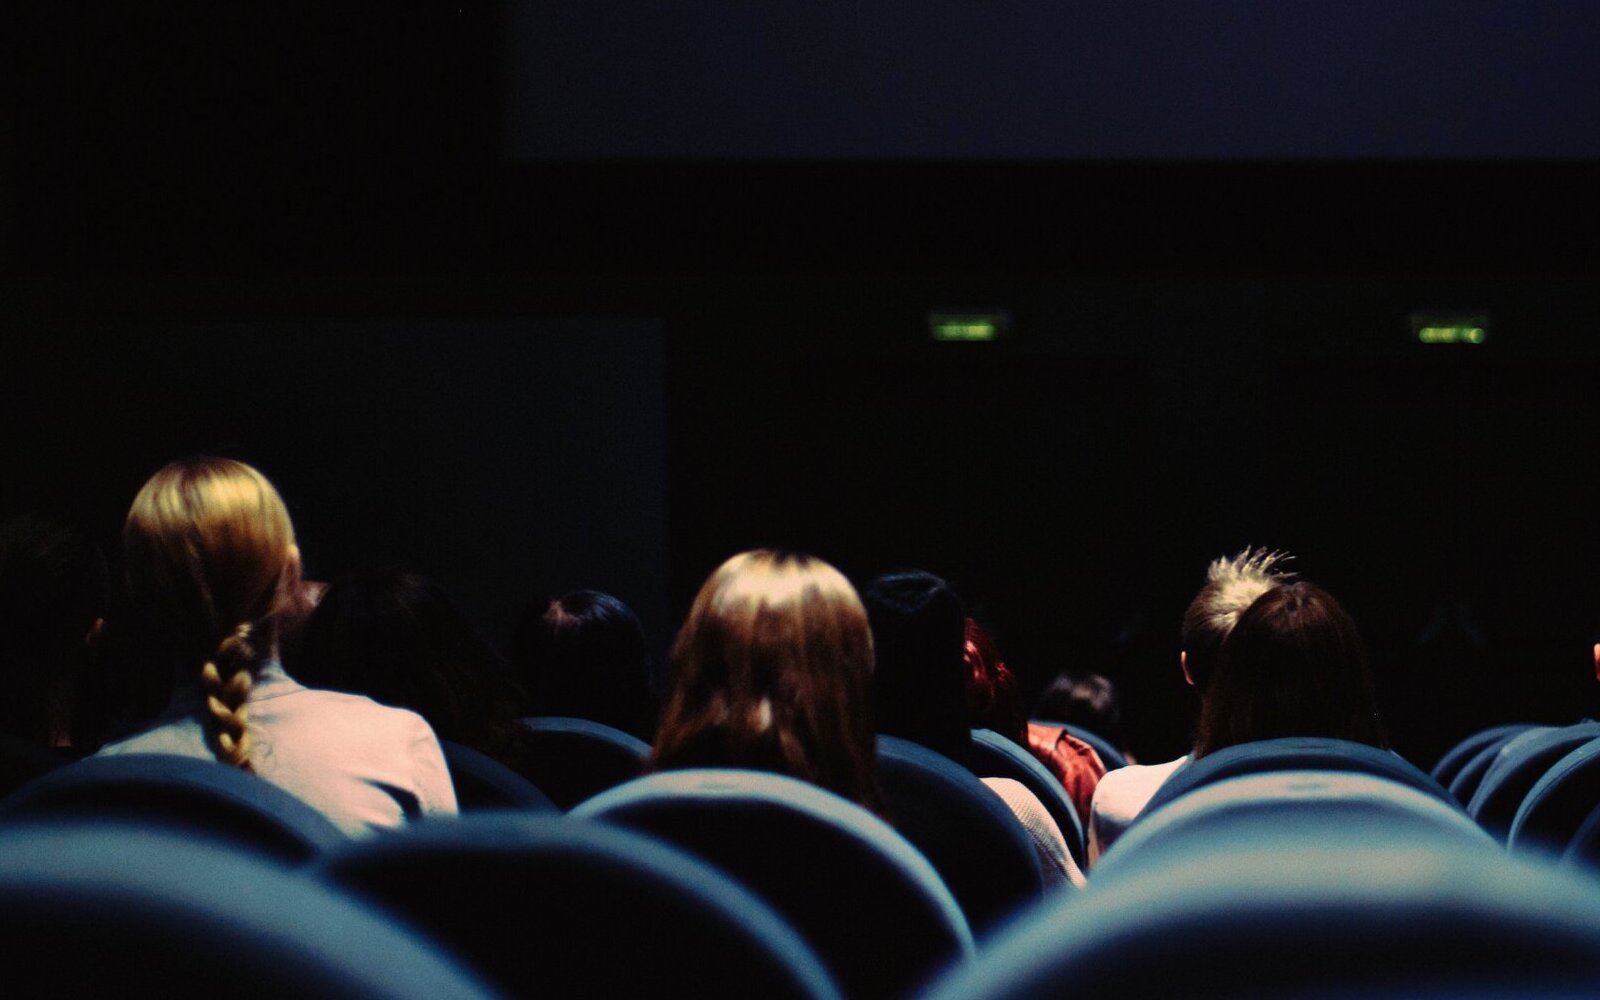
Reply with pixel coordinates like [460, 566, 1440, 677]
[1194, 581, 1387, 758]
[650, 550, 881, 812]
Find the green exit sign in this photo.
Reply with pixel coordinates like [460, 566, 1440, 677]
[1412, 313, 1489, 345]
[930, 311, 1009, 342]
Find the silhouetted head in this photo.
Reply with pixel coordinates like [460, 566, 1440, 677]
[297, 569, 524, 764]
[511, 590, 655, 740]
[0, 512, 107, 745]
[651, 550, 880, 810]
[1194, 581, 1387, 757]
[1034, 671, 1124, 747]
[1181, 547, 1296, 694]
[862, 570, 970, 762]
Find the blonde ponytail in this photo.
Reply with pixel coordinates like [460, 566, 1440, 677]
[201, 622, 256, 769]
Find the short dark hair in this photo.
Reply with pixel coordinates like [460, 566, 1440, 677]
[1194, 581, 1387, 757]
[511, 590, 656, 740]
[862, 570, 969, 762]
[297, 570, 527, 768]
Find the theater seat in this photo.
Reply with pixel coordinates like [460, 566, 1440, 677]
[313, 813, 841, 1000]
[917, 818, 1600, 1000]
[1507, 735, 1600, 857]
[0, 752, 344, 863]
[1430, 722, 1539, 788]
[967, 728, 1086, 867]
[1137, 736, 1451, 821]
[1468, 722, 1600, 843]
[0, 821, 496, 998]
[573, 768, 972, 1000]
[438, 739, 557, 813]
[1097, 770, 1492, 877]
[875, 735, 1044, 935]
[517, 716, 650, 810]
[1449, 727, 1547, 805]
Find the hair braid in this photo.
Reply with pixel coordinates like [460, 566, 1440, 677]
[201, 622, 256, 769]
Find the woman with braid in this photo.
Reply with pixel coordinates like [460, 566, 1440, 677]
[97, 457, 456, 835]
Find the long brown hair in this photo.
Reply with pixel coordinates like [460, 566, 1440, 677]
[1193, 581, 1387, 758]
[123, 457, 304, 769]
[650, 550, 881, 811]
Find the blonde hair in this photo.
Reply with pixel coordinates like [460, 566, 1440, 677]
[123, 458, 302, 769]
[1181, 546, 1295, 692]
[651, 550, 881, 811]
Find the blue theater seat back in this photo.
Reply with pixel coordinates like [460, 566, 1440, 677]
[874, 735, 1044, 935]
[0, 822, 497, 998]
[1030, 719, 1128, 771]
[517, 716, 650, 810]
[918, 824, 1600, 1000]
[1430, 722, 1539, 788]
[1097, 770, 1492, 879]
[967, 727, 1086, 867]
[438, 739, 557, 813]
[313, 813, 841, 1000]
[575, 768, 972, 1000]
[0, 752, 345, 862]
[1508, 735, 1600, 856]
[1468, 721, 1600, 842]
[1138, 736, 1450, 821]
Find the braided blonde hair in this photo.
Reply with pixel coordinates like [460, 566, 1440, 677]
[125, 458, 301, 770]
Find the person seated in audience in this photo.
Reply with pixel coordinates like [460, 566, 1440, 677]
[1033, 670, 1136, 763]
[966, 619, 1106, 831]
[866, 571, 1081, 888]
[0, 512, 107, 789]
[511, 589, 657, 741]
[1088, 547, 1291, 862]
[295, 569, 533, 776]
[650, 549, 883, 812]
[96, 457, 456, 835]
[1192, 579, 1387, 757]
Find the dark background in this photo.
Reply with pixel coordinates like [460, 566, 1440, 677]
[5, 4, 1598, 767]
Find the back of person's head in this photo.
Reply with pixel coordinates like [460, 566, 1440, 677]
[0, 513, 107, 745]
[122, 457, 303, 769]
[963, 618, 1028, 746]
[1193, 580, 1387, 757]
[511, 590, 656, 740]
[862, 570, 970, 762]
[651, 549, 880, 810]
[297, 570, 525, 765]
[1034, 672, 1124, 745]
[1181, 547, 1296, 693]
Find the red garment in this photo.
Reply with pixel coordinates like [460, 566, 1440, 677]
[1026, 723, 1107, 831]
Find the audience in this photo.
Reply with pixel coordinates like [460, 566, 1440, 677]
[95, 457, 457, 835]
[649, 549, 883, 812]
[967, 619, 1107, 831]
[865, 571, 1081, 888]
[296, 569, 533, 776]
[1088, 547, 1292, 862]
[1193, 580, 1387, 757]
[511, 589, 657, 741]
[1033, 671, 1133, 762]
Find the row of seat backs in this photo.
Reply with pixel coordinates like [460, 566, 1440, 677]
[0, 752, 991, 1000]
[0, 822, 499, 999]
[0, 725, 1061, 925]
[1431, 720, 1600, 860]
[919, 815, 1600, 1000]
[927, 736, 1600, 998]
